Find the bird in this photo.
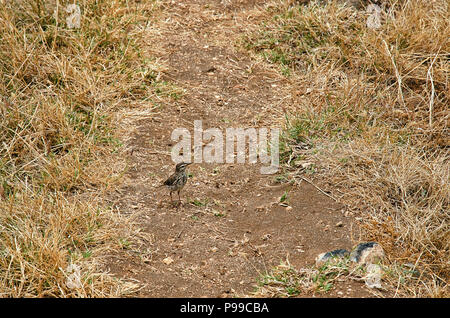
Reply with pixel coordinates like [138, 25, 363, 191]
[163, 162, 192, 203]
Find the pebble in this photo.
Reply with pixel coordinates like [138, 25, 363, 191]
[162, 257, 174, 265]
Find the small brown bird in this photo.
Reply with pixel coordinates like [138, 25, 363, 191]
[163, 162, 192, 203]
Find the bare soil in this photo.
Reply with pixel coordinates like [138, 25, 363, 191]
[106, 0, 377, 298]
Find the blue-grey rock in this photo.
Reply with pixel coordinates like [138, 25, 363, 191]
[315, 249, 349, 265]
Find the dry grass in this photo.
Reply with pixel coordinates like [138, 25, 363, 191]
[0, 0, 161, 297]
[243, 0, 449, 297]
[0, 190, 142, 297]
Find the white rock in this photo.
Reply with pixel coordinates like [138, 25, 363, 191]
[365, 264, 383, 289]
[366, 4, 382, 30]
[65, 264, 82, 289]
[66, 4, 81, 29]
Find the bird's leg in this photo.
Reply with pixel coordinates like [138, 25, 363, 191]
[170, 191, 173, 202]
[177, 190, 181, 203]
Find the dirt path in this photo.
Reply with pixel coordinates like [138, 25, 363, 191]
[106, 0, 373, 297]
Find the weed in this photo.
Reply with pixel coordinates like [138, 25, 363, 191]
[279, 191, 289, 203]
[190, 198, 208, 207]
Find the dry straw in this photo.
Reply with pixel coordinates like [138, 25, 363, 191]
[0, 0, 160, 297]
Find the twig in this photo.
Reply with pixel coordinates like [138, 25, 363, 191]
[427, 52, 439, 128]
[294, 175, 338, 202]
[128, 148, 171, 156]
[52, 0, 59, 52]
[383, 40, 405, 109]
[175, 229, 183, 240]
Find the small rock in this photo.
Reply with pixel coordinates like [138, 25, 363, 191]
[301, 162, 314, 169]
[350, 242, 385, 264]
[255, 205, 265, 212]
[335, 221, 343, 227]
[162, 257, 174, 265]
[366, 4, 382, 30]
[211, 247, 218, 253]
[66, 4, 81, 29]
[65, 264, 82, 290]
